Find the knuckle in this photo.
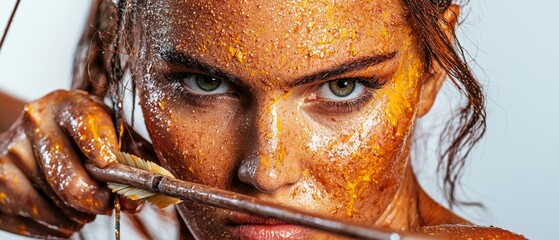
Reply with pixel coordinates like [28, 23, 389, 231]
[34, 89, 69, 105]
[61, 178, 110, 214]
[55, 91, 102, 121]
[23, 97, 61, 124]
[22, 90, 80, 121]
[48, 89, 70, 96]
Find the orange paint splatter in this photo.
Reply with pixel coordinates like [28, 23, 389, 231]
[384, 41, 422, 135]
[32, 206, 39, 216]
[0, 192, 7, 204]
[261, 155, 271, 169]
[228, 46, 246, 63]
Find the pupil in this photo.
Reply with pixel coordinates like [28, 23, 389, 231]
[329, 79, 356, 97]
[196, 75, 221, 91]
[336, 80, 349, 88]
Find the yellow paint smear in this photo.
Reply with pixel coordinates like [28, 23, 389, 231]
[384, 43, 422, 134]
[0, 192, 6, 204]
[261, 155, 271, 169]
[228, 46, 246, 63]
[32, 206, 39, 217]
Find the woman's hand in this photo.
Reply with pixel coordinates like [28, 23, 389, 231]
[0, 90, 142, 238]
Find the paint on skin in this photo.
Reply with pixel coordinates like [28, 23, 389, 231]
[301, 95, 389, 217]
[301, 37, 425, 218]
[228, 46, 246, 63]
[344, 48, 423, 216]
[18, 225, 26, 236]
[138, 1, 439, 237]
[383, 40, 423, 136]
[142, 74, 178, 149]
[0, 192, 6, 204]
[140, 68, 236, 189]
[165, 0, 396, 87]
[257, 96, 286, 173]
[341, 119, 384, 217]
[290, 1, 362, 59]
[31, 205, 38, 217]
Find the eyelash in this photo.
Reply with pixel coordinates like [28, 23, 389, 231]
[316, 92, 375, 113]
[311, 78, 382, 114]
[164, 72, 237, 106]
[165, 72, 382, 113]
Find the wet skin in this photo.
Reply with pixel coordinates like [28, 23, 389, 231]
[0, 91, 145, 237]
[0, 0, 526, 239]
[137, 0, 457, 239]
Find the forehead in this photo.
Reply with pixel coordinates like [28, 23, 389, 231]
[144, 0, 411, 84]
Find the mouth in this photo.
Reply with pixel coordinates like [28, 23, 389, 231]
[226, 213, 310, 240]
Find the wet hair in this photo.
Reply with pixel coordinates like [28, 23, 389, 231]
[403, 0, 486, 208]
[72, 0, 485, 208]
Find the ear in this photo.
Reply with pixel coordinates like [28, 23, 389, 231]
[417, 4, 460, 117]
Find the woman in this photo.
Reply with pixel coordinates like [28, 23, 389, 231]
[0, 0, 524, 239]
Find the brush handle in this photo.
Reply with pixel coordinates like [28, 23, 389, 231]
[86, 162, 424, 240]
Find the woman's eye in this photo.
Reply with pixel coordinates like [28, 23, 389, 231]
[317, 79, 366, 100]
[180, 74, 231, 95]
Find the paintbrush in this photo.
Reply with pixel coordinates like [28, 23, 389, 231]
[85, 151, 426, 240]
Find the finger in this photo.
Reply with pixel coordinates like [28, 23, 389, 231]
[55, 90, 119, 168]
[0, 154, 79, 234]
[1, 122, 95, 224]
[0, 212, 71, 238]
[57, 92, 147, 213]
[3, 125, 39, 185]
[23, 90, 112, 215]
[30, 173, 97, 225]
[57, 91, 153, 214]
[120, 196, 145, 213]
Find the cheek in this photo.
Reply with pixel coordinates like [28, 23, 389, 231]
[139, 80, 244, 188]
[304, 112, 412, 218]
[302, 55, 423, 218]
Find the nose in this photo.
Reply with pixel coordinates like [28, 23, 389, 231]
[237, 98, 302, 193]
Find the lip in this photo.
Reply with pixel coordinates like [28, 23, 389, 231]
[227, 213, 310, 240]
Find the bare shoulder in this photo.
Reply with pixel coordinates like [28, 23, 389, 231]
[417, 224, 526, 239]
[414, 183, 525, 239]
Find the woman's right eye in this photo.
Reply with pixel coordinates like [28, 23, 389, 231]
[179, 74, 232, 95]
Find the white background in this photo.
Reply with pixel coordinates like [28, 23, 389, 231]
[0, 1, 557, 239]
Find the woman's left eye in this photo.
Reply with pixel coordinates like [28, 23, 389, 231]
[317, 79, 366, 100]
[180, 74, 231, 95]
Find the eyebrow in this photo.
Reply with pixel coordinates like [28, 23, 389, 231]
[159, 49, 243, 85]
[290, 52, 397, 87]
[158, 49, 397, 86]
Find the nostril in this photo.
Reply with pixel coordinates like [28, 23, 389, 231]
[237, 155, 289, 193]
[237, 157, 258, 185]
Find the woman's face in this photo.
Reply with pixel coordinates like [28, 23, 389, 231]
[137, 0, 433, 239]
